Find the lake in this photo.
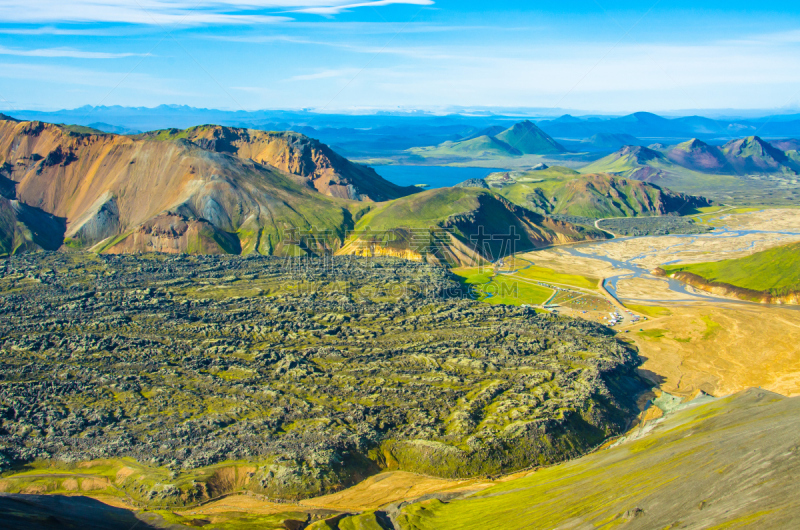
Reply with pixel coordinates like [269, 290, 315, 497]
[372, 165, 506, 189]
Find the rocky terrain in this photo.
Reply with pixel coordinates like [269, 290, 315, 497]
[0, 253, 643, 507]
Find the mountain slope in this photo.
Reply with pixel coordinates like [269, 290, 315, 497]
[136, 125, 416, 202]
[337, 187, 606, 266]
[486, 167, 711, 218]
[658, 241, 800, 303]
[665, 138, 729, 172]
[0, 118, 360, 255]
[581, 145, 678, 181]
[437, 135, 521, 157]
[381, 389, 800, 530]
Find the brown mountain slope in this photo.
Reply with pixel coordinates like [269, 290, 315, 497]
[0, 118, 358, 255]
[136, 125, 417, 201]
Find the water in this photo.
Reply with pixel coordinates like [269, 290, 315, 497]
[373, 165, 506, 189]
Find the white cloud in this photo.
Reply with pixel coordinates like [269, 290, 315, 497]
[284, 68, 359, 81]
[294, 0, 433, 15]
[0, 45, 141, 59]
[0, 1, 434, 25]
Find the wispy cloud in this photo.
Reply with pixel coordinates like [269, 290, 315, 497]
[284, 68, 359, 81]
[294, 0, 433, 16]
[0, 1, 434, 25]
[0, 45, 141, 59]
[0, 26, 116, 36]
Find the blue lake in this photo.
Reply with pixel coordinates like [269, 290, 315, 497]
[373, 165, 506, 189]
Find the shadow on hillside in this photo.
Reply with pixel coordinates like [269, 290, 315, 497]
[0, 494, 162, 530]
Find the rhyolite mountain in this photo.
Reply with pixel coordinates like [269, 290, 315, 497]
[136, 125, 417, 201]
[0, 117, 603, 260]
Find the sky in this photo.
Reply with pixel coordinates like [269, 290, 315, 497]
[1, 0, 800, 113]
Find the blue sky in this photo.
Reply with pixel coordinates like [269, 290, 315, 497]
[1, 0, 799, 112]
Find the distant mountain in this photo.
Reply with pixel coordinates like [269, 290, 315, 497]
[87, 122, 142, 135]
[584, 136, 800, 179]
[581, 145, 675, 181]
[459, 125, 507, 141]
[410, 120, 566, 159]
[495, 121, 567, 154]
[721, 136, 800, 174]
[454, 178, 490, 189]
[136, 125, 416, 201]
[771, 139, 800, 151]
[487, 167, 711, 218]
[665, 138, 730, 172]
[581, 133, 641, 149]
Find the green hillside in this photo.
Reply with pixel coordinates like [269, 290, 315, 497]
[378, 389, 800, 530]
[429, 135, 520, 157]
[661, 241, 800, 296]
[486, 166, 710, 218]
[408, 120, 566, 160]
[339, 186, 606, 266]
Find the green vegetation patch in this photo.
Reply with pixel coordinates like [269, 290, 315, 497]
[661, 241, 800, 295]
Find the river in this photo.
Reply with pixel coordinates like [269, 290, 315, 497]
[560, 228, 800, 307]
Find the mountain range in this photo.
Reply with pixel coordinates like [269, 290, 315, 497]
[0, 117, 605, 262]
[583, 136, 800, 180]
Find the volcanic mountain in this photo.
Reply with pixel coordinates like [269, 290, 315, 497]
[494, 121, 567, 155]
[410, 120, 567, 159]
